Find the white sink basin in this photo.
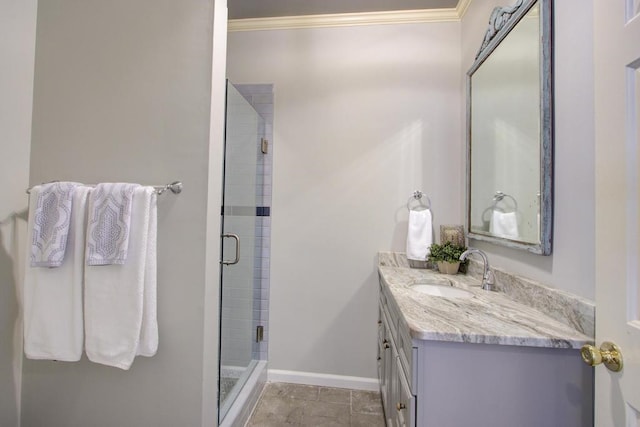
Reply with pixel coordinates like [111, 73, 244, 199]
[410, 283, 473, 299]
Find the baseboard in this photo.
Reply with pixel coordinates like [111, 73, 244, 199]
[267, 369, 379, 391]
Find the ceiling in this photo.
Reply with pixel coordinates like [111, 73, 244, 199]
[228, 0, 460, 20]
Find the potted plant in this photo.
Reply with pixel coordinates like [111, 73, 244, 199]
[427, 241, 467, 274]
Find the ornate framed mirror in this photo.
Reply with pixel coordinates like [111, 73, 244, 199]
[466, 0, 553, 255]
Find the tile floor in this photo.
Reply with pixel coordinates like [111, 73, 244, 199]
[246, 382, 386, 426]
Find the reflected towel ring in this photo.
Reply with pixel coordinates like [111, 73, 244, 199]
[492, 191, 518, 212]
[481, 206, 494, 223]
[407, 190, 431, 211]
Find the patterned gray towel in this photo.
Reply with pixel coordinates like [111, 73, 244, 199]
[86, 183, 140, 265]
[30, 182, 81, 267]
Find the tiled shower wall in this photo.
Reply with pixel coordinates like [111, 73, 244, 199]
[236, 84, 273, 363]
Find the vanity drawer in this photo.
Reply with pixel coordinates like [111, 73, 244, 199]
[378, 304, 387, 348]
[379, 283, 388, 307]
[396, 319, 416, 394]
[385, 295, 402, 341]
[378, 304, 394, 357]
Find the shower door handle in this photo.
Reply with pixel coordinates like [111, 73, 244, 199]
[221, 233, 240, 265]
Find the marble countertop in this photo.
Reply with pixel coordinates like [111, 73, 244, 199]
[378, 259, 593, 349]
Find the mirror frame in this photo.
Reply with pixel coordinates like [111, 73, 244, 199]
[465, 0, 553, 255]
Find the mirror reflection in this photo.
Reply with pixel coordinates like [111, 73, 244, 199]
[466, 0, 552, 254]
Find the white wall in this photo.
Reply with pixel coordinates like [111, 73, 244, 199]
[228, 22, 462, 379]
[462, 0, 596, 300]
[0, 0, 37, 425]
[22, 1, 225, 426]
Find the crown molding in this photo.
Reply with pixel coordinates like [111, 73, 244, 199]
[228, 3, 473, 32]
[456, 0, 473, 18]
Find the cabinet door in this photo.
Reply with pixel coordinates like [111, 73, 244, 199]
[393, 356, 415, 427]
[380, 307, 394, 422]
[377, 305, 387, 398]
[388, 343, 400, 427]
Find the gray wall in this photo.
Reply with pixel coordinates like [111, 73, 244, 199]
[0, 1, 37, 426]
[22, 1, 224, 426]
[228, 22, 462, 380]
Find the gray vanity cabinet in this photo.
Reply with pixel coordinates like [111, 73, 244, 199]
[377, 282, 593, 427]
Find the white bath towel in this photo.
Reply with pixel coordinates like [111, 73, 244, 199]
[30, 181, 81, 267]
[84, 186, 158, 369]
[137, 191, 158, 357]
[23, 185, 90, 361]
[490, 210, 519, 239]
[406, 209, 433, 261]
[86, 183, 139, 266]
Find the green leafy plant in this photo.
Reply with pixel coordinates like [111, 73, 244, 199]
[427, 241, 468, 264]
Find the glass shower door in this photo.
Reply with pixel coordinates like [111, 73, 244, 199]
[218, 81, 264, 423]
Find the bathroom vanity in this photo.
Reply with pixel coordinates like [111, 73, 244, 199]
[377, 253, 594, 427]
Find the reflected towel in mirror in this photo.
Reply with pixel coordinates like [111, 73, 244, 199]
[490, 210, 519, 239]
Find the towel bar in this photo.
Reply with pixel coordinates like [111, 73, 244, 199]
[26, 181, 183, 195]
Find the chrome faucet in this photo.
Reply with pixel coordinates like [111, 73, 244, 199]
[459, 248, 495, 291]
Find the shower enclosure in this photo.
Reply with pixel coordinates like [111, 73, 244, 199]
[218, 81, 271, 426]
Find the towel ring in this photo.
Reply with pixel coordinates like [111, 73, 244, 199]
[407, 190, 431, 211]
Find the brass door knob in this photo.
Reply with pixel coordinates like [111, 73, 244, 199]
[396, 402, 406, 411]
[580, 341, 623, 372]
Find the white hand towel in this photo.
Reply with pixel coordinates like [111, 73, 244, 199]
[23, 185, 90, 361]
[406, 209, 433, 261]
[30, 181, 80, 267]
[85, 186, 157, 369]
[490, 210, 519, 239]
[86, 183, 139, 265]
